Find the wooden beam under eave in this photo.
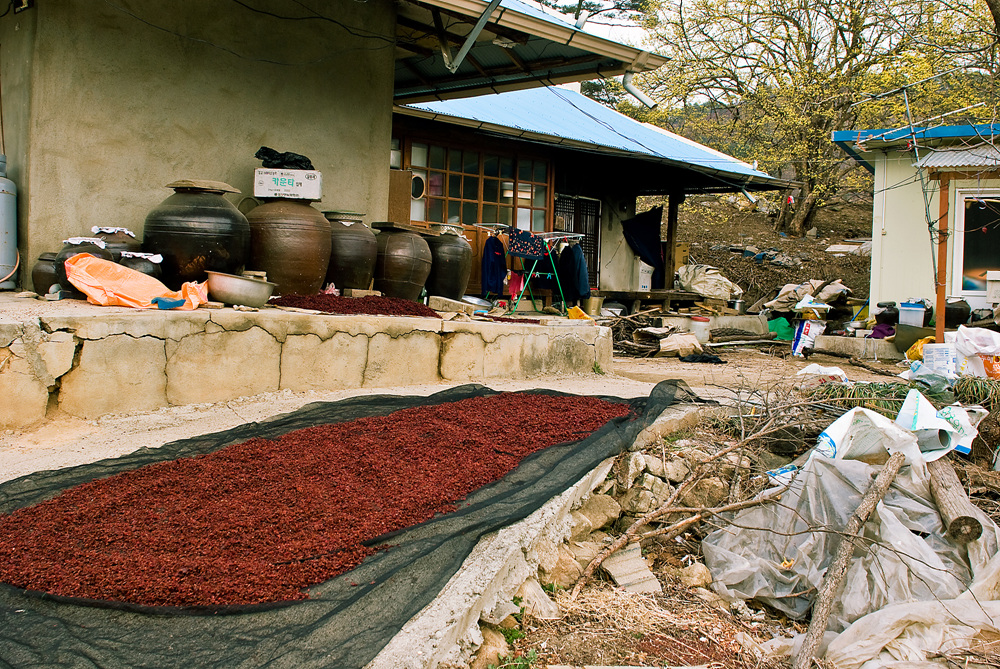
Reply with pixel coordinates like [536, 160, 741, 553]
[927, 169, 1000, 181]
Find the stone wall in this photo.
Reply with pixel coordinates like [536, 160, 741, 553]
[0, 310, 613, 428]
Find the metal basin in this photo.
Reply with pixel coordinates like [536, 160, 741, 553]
[205, 271, 276, 307]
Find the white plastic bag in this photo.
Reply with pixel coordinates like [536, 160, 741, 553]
[792, 320, 826, 357]
[894, 388, 987, 457]
[676, 264, 743, 300]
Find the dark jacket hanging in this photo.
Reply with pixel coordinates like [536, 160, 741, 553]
[556, 243, 591, 301]
[481, 235, 507, 296]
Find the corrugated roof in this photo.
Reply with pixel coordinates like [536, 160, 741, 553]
[397, 87, 784, 189]
[913, 144, 1000, 169]
[394, 0, 667, 102]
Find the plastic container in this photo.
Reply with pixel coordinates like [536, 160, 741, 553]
[898, 302, 926, 327]
[923, 343, 958, 377]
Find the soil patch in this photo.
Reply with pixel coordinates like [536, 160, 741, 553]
[674, 196, 873, 304]
[0, 393, 630, 608]
[269, 294, 439, 317]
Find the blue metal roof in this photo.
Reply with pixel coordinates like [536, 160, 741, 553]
[832, 123, 1000, 145]
[833, 124, 1000, 173]
[400, 87, 781, 188]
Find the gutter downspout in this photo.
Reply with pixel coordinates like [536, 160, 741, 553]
[622, 71, 657, 109]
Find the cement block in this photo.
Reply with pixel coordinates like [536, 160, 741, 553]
[37, 331, 78, 380]
[814, 334, 903, 361]
[428, 295, 476, 315]
[280, 332, 368, 391]
[547, 335, 599, 374]
[363, 331, 441, 386]
[0, 346, 49, 428]
[0, 319, 23, 348]
[483, 332, 550, 379]
[59, 335, 168, 419]
[630, 404, 707, 451]
[440, 331, 486, 380]
[42, 311, 209, 341]
[165, 326, 280, 405]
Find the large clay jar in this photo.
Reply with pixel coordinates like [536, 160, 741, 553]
[119, 254, 164, 281]
[323, 211, 377, 291]
[374, 230, 432, 301]
[55, 239, 115, 298]
[93, 227, 142, 261]
[31, 252, 59, 294]
[142, 180, 250, 290]
[247, 199, 331, 296]
[424, 226, 473, 300]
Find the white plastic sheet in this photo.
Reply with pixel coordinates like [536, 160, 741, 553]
[704, 455, 978, 630]
[677, 264, 743, 300]
[707, 395, 1000, 668]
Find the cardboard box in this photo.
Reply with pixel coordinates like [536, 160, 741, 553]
[254, 168, 322, 200]
[673, 242, 691, 273]
[635, 261, 654, 291]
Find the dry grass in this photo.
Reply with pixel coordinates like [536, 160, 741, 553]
[515, 580, 785, 669]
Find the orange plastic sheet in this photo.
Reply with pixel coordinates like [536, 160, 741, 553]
[63, 253, 208, 310]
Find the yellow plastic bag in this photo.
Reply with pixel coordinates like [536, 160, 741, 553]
[566, 305, 591, 320]
[905, 335, 936, 362]
[64, 253, 208, 310]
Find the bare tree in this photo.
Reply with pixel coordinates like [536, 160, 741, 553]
[641, 0, 956, 234]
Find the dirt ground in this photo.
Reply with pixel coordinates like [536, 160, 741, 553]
[673, 196, 873, 305]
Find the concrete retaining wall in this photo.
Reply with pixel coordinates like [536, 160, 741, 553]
[0, 309, 613, 429]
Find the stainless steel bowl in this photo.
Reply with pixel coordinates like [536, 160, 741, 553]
[461, 295, 493, 308]
[205, 271, 276, 307]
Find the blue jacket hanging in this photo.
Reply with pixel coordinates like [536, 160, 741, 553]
[481, 235, 507, 296]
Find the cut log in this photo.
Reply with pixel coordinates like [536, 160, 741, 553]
[928, 457, 983, 544]
[792, 451, 905, 669]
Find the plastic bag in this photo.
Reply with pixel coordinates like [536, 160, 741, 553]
[894, 388, 987, 457]
[676, 264, 743, 300]
[768, 316, 795, 341]
[63, 253, 208, 310]
[954, 325, 1000, 379]
[905, 335, 935, 362]
[566, 306, 591, 320]
[704, 455, 975, 631]
[795, 364, 849, 389]
[656, 333, 702, 357]
[792, 320, 826, 357]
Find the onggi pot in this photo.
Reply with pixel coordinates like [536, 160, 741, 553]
[323, 211, 376, 291]
[142, 180, 250, 290]
[374, 230, 432, 301]
[247, 199, 332, 296]
[424, 225, 472, 300]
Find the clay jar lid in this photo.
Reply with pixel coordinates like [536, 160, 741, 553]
[166, 179, 240, 194]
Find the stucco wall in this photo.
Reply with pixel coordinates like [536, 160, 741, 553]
[870, 150, 939, 306]
[871, 149, 1000, 308]
[0, 0, 395, 291]
[597, 197, 639, 292]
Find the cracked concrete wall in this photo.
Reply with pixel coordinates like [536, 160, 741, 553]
[0, 312, 613, 429]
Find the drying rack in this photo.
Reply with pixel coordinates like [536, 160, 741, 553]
[506, 229, 584, 313]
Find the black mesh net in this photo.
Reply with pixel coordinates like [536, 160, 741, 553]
[0, 380, 702, 669]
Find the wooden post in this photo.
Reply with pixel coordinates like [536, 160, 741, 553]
[928, 457, 983, 544]
[664, 192, 681, 289]
[792, 451, 906, 669]
[936, 176, 949, 343]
